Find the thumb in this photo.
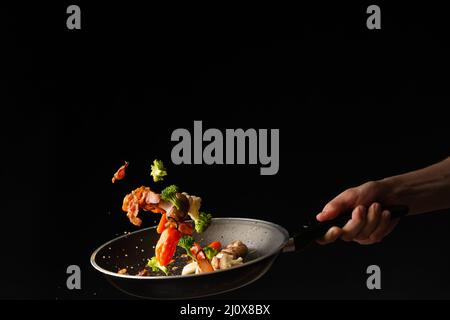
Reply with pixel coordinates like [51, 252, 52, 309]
[316, 194, 353, 222]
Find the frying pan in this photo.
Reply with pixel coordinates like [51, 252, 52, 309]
[91, 206, 408, 299]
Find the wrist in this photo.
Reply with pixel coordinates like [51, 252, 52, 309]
[376, 176, 403, 205]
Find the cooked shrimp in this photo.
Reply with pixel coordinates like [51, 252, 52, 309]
[112, 161, 129, 183]
[123, 192, 142, 226]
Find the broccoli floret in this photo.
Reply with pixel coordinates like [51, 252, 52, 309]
[147, 256, 169, 275]
[177, 235, 195, 259]
[203, 246, 219, 261]
[160, 185, 183, 210]
[195, 212, 212, 233]
[150, 159, 167, 182]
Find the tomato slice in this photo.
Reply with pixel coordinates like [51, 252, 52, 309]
[207, 241, 222, 251]
[156, 213, 168, 234]
[178, 222, 194, 236]
[155, 226, 182, 266]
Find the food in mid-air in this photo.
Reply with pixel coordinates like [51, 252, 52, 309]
[111, 161, 129, 183]
[112, 159, 248, 276]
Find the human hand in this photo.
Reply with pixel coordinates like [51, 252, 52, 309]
[316, 181, 400, 245]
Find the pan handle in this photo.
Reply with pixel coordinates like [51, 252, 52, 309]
[283, 205, 409, 252]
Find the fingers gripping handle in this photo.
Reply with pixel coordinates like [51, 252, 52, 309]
[289, 205, 409, 252]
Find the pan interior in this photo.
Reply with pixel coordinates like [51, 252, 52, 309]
[92, 218, 289, 277]
[192, 218, 289, 261]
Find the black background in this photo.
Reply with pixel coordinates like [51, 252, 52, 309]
[3, 2, 450, 299]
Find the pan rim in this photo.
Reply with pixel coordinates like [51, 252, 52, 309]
[90, 217, 289, 280]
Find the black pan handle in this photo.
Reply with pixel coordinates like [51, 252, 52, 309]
[289, 205, 409, 251]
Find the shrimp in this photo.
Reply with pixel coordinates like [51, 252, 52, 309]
[112, 161, 129, 183]
[122, 186, 163, 226]
[123, 192, 142, 226]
